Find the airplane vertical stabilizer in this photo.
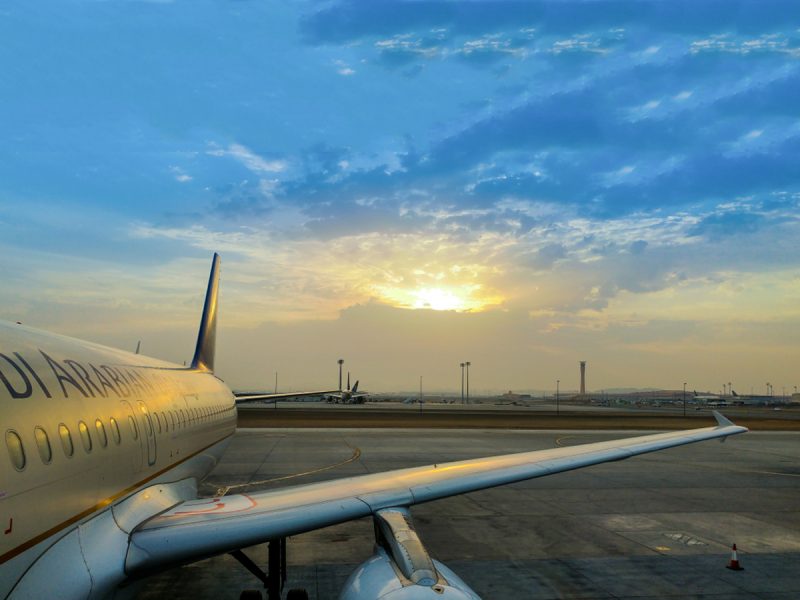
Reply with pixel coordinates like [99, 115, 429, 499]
[191, 253, 221, 372]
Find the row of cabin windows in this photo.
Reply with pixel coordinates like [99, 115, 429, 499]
[4, 404, 235, 472]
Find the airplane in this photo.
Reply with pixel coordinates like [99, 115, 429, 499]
[325, 374, 369, 404]
[692, 390, 728, 407]
[1, 254, 748, 600]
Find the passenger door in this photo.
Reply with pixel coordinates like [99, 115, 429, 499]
[136, 401, 158, 466]
[120, 400, 143, 472]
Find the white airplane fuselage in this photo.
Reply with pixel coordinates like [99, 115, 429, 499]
[0, 320, 237, 598]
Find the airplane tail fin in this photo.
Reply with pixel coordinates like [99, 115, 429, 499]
[352, 380, 359, 393]
[191, 253, 221, 372]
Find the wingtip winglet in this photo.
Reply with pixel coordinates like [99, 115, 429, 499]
[712, 410, 734, 428]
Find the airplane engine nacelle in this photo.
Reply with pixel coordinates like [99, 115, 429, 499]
[339, 546, 481, 600]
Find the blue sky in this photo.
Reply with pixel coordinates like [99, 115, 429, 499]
[1, 1, 798, 393]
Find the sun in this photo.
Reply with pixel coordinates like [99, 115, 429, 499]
[412, 287, 467, 311]
[374, 284, 501, 312]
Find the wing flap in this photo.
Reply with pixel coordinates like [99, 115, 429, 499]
[126, 419, 746, 575]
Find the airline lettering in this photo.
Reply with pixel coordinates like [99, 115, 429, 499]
[0, 350, 161, 400]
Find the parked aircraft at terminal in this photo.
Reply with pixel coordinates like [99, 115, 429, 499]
[0, 254, 748, 599]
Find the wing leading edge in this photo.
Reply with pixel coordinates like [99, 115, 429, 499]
[126, 413, 746, 576]
[235, 390, 337, 403]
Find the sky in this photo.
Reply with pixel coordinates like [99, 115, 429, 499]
[1, 0, 798, 395]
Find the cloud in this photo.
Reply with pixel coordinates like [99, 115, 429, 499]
[690, 34, 800, 57]
[530, 242, 567, 269]
[169, 165, 192, 183]
[688, 210, 767, 239]
[333, 59, 356, 75]
[300, 2, 800, 44]
[207, 143, 288, 174]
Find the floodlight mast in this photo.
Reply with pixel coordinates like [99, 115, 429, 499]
[465, 361, 471, 403]
[556, 379, 560, 416]
[683, 382, 687, 417]
[460, 363, 465, 404]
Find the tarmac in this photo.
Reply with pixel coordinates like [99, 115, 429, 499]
[134, 425, 800, 599]
[237, 402, 800, 430]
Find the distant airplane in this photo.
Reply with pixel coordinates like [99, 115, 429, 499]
[325, 374, 369, 404]
[0, 254, 748, 599]
[691, 391, 729, 408]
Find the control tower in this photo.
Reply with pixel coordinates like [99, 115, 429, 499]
[580, 361, 586, 396]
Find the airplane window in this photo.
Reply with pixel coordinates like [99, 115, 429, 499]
[109, 418, 121, 444]
[161, 412, 168, 432]
[128, 416, 139, 440]
[180, 409, 186, 426]
[95, 419, 108, 448]
[169, 411, 176, 429]
[58, 424, 74, 457]
[5, 430, 26, 471]
[78, 421, 92, 452]
[154, 412, 162, 434]
[34, 426, 52, 464]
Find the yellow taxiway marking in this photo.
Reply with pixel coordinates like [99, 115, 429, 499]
[216, 445, 363, 496]
[647, 455, 800, 478]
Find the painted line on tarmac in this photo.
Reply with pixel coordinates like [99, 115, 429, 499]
[216, 445, 363, 496]
[555, 435, 587, 447]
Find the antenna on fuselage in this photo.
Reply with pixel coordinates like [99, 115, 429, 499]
[135, 340, 141, 354]
[190, 253, 221, 372]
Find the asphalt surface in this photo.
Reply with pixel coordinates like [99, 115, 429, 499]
[237, 402, 800, 430]
[134, 426, 800, 599]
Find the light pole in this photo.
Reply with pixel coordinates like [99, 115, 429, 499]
[460, 363, 465, 404]
[683, 382, 687, 417]
[338, 359, 344, 391]
[556, 379, 560, 416]
[465, 361, 471, 404]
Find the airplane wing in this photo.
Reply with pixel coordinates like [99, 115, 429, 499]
[126, 412, 746, 575]
[235, 390, 336, 403]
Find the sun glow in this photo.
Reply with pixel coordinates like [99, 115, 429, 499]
[413, 287, 467, 311]
[375, 285, 501, 312]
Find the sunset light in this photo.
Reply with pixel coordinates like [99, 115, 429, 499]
[375, 284, 501, 312]
[413, 287, 470, 311]
[1, 1, 797, 395]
